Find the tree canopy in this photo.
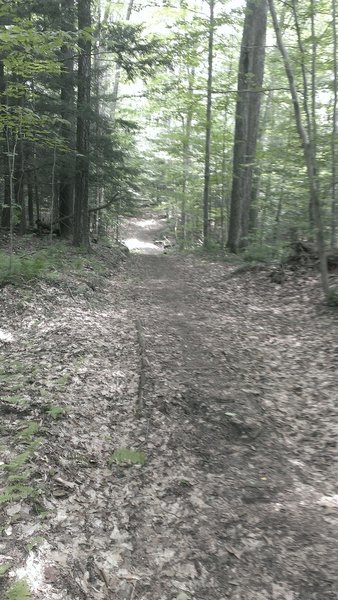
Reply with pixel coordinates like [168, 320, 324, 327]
[0, 0, 337, 296]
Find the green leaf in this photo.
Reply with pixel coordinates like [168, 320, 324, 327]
[6, 579, 31, 600]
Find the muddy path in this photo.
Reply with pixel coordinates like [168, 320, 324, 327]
[1, 226, 338, 600]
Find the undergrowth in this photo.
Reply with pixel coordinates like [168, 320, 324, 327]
[0, 239, 114, 286]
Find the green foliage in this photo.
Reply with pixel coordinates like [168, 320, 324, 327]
[5, 450, 32, 472]
[110, 448, 146, 467]
[6, 580, 31, 600]
[0, 243, 113, 286]
[2, 396, 28, 406]
[26, 536, 45, 552]
[241, 244, 278, 264]
[0, 562, 11, 577]
[0, 484, 35, 505]
[16, 422, 40, 443]
[47, 406, 64, 419]
[103, 23, 168, 80]
[0, 252, 48, 284]
[7, 472, 30, 483]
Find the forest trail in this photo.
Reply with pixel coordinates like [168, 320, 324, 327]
[1, 222, 338, 600]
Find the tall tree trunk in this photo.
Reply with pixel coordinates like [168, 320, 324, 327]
[248, 86, 273, 239]
[268, 0, 329, 297]
[59, 0, 75, 239]
[180, 66, 194, 248]
[27, 169, 34, 228]
[219, 101, 230, 249]
[33, 160, 40, 223]
[0, 59, 11, 228]
[74, 0, 91, 247]
[202, 0, 215, 248]
[15, 140, 25, 234]
[291, 0, 317, 229]
[331, 0, 338, 248]
[25, 143, 34, 227]
[227, 0, 267, 253]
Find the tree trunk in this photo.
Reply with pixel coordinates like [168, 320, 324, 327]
[331, 0, 338, 248]
[59, 0, 75, 239]
[25, 144, 34, 227]
[219, 101, 230, 249]
[268, 0, 329, 297]
[1, 158, 11, 228]
[227, 0, 267, 253]
[181, 67, 194, 248]
[248, 86, 273, 239]
[15, 140, 25, 235]
[27, 169, 34, 228]
[0, 60, 10, 228]
[74, 0, 91, 247]
[202, 0, 215, 248]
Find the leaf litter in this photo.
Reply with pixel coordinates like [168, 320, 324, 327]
[0, 231, 338, 599]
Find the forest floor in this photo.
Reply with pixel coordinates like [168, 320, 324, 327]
[1, 218, 338, 600]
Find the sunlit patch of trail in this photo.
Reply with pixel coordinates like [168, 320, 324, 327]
[123, 237, 162, 254]
[121, 216, 166, 254]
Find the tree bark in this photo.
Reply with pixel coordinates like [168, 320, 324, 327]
[227, 0, 267, 253]
[202, 0, 215, 248]
[0, 59, 11, 228]
[180, 66, 194, 248]
[331, 0, 338, 248]
[268, 0, 329, 297]
[59, 0, 75, 239]
[73, 0, 91, 247]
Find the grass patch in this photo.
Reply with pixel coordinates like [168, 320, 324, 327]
[110, 448, 146, 467]
[47, 405, 64, 419]
[6, 579, 31, 600]
[2, 396, 28, 406]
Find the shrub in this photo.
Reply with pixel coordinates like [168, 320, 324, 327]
[0, 252, 47, 284]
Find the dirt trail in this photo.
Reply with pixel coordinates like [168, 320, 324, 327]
[1, 222, 338, 600]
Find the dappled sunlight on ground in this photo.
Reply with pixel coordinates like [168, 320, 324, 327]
[123, 237, 162, 254]
[121, 215, 166, 254]
[136, 219, 160, 229]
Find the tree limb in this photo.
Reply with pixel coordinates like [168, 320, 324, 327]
[88, 192, 119, 213]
